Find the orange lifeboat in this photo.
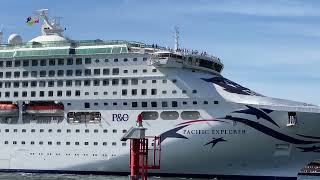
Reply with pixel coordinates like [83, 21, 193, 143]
[0, 103, 18, 116]
[26, 104, 64, 115]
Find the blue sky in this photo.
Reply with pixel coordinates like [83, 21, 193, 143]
[1, 0, 320, 105]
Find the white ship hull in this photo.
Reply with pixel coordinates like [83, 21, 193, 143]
[0, 10, 319, 179]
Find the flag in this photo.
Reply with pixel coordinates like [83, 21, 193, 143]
[26, 16, 39, 26]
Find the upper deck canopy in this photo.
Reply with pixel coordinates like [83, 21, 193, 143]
[0, 39, 151, 59]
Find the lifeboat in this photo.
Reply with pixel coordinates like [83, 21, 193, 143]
[25, 104, 64, 116]
[0, 103, 19, 116]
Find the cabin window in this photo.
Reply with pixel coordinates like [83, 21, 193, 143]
[122, 89, 127, 96]
[112, 68, 119, 75]
[40, 59, 46, 66]
[94, 69, 100, 75]
[132, 102, 138, 108]
[14, 71, 20, 78]
[75, 69, 82, 76]
[85, 69, 91, 76]
[66, 70, 73, 76]
[103, 79, 109, 86]
[76, 58, 82, 65]
[131, 78, 138, 85]
[49, 59, 55, 66]
[103, 68, 110, 75]
[162, 101, 168, 107]
[14, 61, 21, 67]
[31, 60, 38, 66]
[132, 89, 137, 96]
[122, 79, 128, 85]
[151, 102, 157, 107]
[112, 79, 119, 86]
[67, 58, 73, 65]
[172, 101, 178, 107]
[141, 89, 147, 95]
[22, 60, 29, 67]
[151, 89, 157, 95]
[23, 71, 28, 77]
[84, 102, 90, 109]
[85, 58, 91, 64]
[75, 80, 82, 86]
[58, 59, 64, 65]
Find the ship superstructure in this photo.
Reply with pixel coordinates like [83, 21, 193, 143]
[0, 10, 319, 179]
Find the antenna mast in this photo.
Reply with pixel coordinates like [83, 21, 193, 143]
[0, 25, 3, 44]
[0, 30, 3, 44]
[34, 9, 65, 36]
[174, 26, 179, 52]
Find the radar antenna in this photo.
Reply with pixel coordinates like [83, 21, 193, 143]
[174, 26, 180, 52]
[34, 9, 65, 36]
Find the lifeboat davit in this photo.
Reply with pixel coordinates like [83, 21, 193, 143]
[0, 103, 19, 116]
[26, 104, 64, 115]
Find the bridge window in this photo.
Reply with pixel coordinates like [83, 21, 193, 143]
[287, 112, 297, 126]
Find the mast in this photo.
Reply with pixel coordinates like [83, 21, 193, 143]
[174, 26, 179, 52]
[0, 26, 3, 44]
[0, 30, 3, 44]
[34, 9, 65, 36]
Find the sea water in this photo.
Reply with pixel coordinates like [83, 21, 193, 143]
[0, 173, 316, 180]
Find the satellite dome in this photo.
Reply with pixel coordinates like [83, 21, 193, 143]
[29, 35, 67, 43]
[8, 34, 23, 45]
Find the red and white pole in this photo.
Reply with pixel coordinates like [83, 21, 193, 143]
[130, 113, 144, 180]
[130, 139, 141, 180]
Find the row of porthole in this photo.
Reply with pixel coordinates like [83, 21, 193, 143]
[4, 141, 126, 146]
[29, 153, 115, 157]
[1, 128, 127, 134]
[0, 57, 147, 68]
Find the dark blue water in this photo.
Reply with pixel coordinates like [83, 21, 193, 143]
[0, 173, 316, 180]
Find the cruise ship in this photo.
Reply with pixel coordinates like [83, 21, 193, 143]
[0, 9, 319, 179]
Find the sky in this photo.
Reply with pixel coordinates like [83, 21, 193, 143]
[0, 0, 320, 105]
